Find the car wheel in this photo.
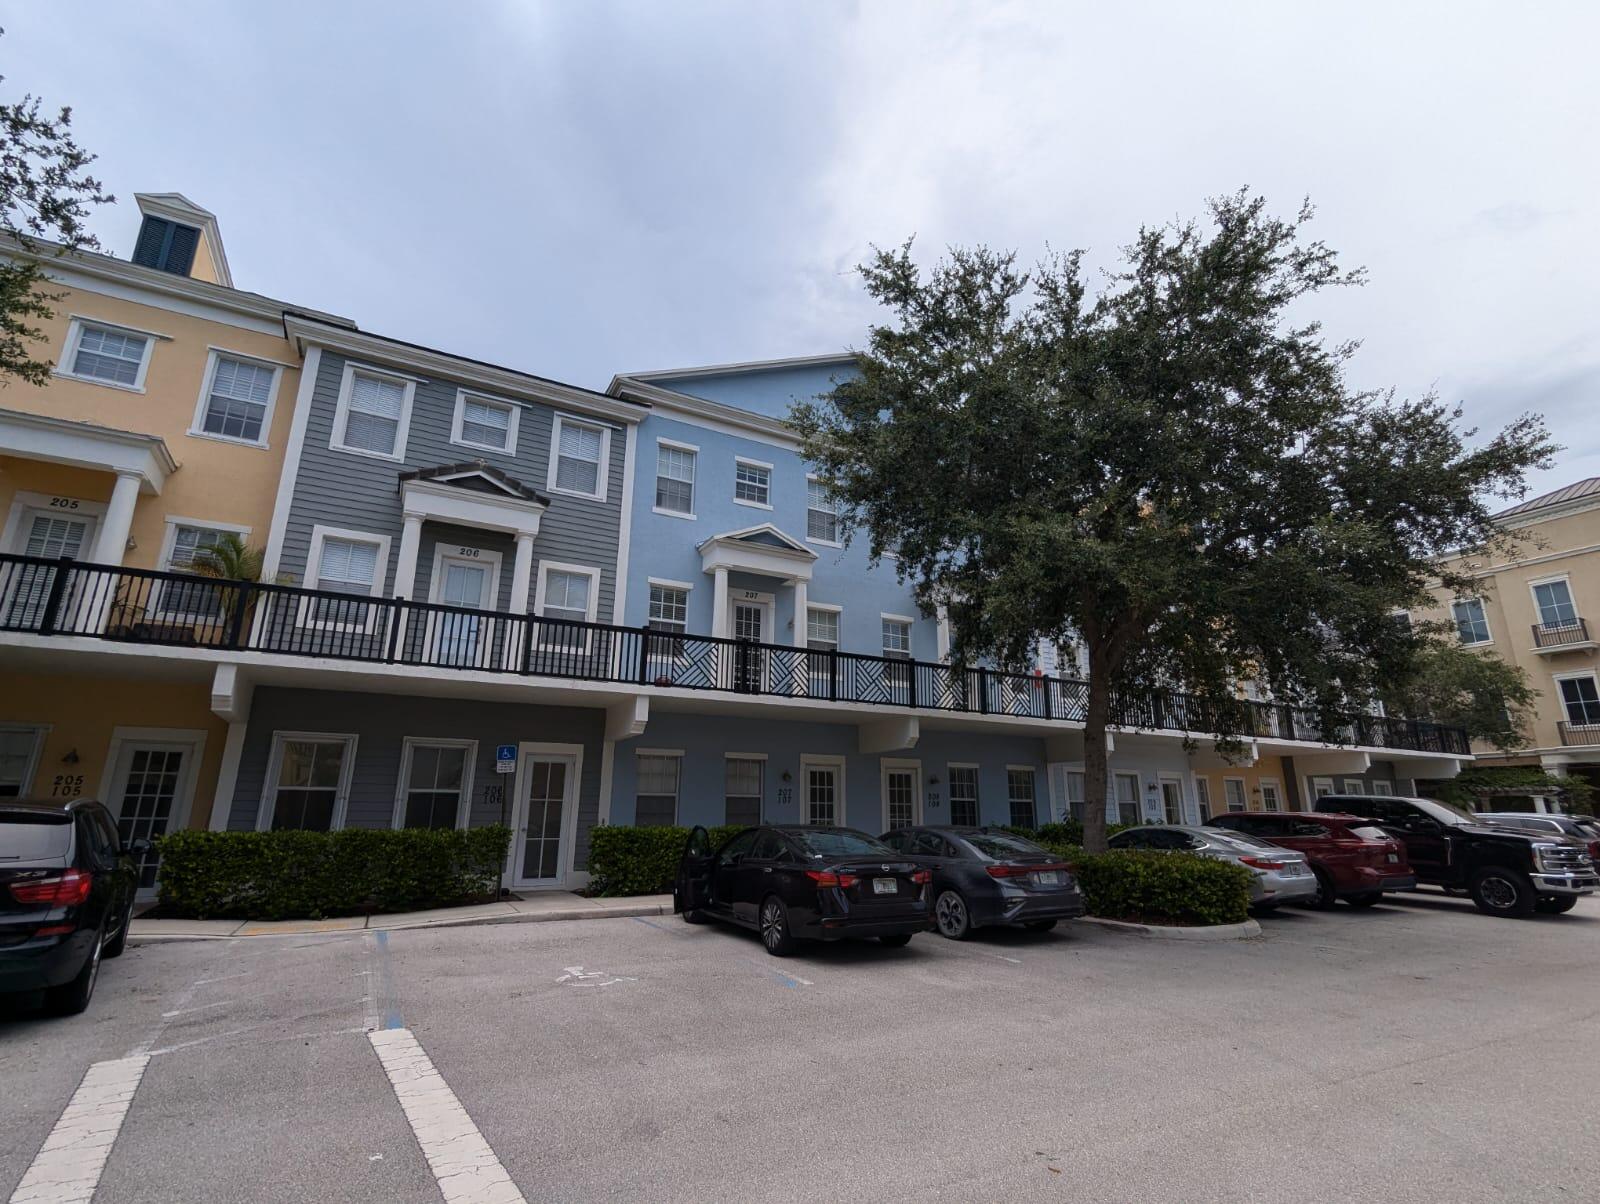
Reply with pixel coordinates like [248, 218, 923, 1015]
[934, 889, 972, 940]
[46, 928, 103, 1017]
[102, 898, 136, 959]
[1535, 895, 1579, 915]
[1308, 869, 1338, 910]
[878, 933, 913, 947]
[1469, 867, 1537, 918]
[759, 896, 796, 957]
[1344, 893, 1382, 908]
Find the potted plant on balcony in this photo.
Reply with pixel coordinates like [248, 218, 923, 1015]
[189, 534, 266, 645]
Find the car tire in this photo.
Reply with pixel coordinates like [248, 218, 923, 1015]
[1469, 867, 1537, 918]
[878, 933, 913, 947]
[102, 898, 135, 959]
[933, 889, 972, 940]
[1344, 893, 1382, 908]
[758, 896, 796, 957]
[46, 929, 103, 1017]
[1252, 902, 1279, 914]
[1023, 919, 1057, 932]
[1308, 869, 1338, 910]
[1535, 895, 1579, 915]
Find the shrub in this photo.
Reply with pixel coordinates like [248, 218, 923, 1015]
[587, 823, 745, 896]
[156, 826, 511, 920]
[1070, 850, 1252, 926]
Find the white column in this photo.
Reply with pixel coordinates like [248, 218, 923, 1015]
[710, 565, 730, 639]
[92, 470, 142, 565]
[791, 578, 808, 647]
[507, 532, 537, 670]
[391, 511, 424, 657]
[209, 720, 249, 831]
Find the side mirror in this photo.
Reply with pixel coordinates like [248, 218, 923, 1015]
[126, 838, 153, 855]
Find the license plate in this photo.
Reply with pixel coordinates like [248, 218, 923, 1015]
[1285, 865, 1307, 876]
[1034, 871, 1062, 886]
[873, 877, 898, 895]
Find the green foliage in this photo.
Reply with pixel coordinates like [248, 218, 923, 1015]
[1384, 638, 1538, 752]
[587, 824, 745, 896]
[1430, 766, 1596, 816]
[156, 827, 511, 920]
[0, 57, 113, 386]
[1064, 849, 1253, 926]
[189, 533, 265, 583]
[792, 192, 1555, 854]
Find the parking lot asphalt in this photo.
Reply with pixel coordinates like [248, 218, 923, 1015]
[3, 889, 1597, 1203]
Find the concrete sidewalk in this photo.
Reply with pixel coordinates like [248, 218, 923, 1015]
[128, 892, 674, 941]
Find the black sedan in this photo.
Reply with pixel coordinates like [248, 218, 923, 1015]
[1, 799, 142, 1016]
[674, 825, 932, 956]
[880, 826, 1084, 939]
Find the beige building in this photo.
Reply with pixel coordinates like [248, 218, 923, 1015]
[1417, 479, 1600, 792]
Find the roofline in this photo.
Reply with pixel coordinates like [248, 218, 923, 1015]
[609, 376, 795, 443]
[1492, 485, 1600, 529]
[0, 405, 180, 476]
[611, 350, 857, 387]
[283, 314, 648, 425]
[1, 234, 353, 329]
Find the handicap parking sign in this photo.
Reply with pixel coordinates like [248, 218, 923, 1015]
[496, 744, 517, 774]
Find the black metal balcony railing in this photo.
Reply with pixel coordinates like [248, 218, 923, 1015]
[1557, 720, 1600, 747]
[0, 553, 1472, 756]
[1532, 616, 1590, 648]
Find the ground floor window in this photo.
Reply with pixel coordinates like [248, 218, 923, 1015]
[1370, 780, 1394, 796]
[1194, 777, 1212, 822]
[1063, 769, 1085, 821]
[265, 734, 355, 831]
[1261, 779, 1283, 812]
[1114, 772, 1142, 824]
[725, 756, 763, 826]
[948, 765, 980, 826]
[1223, 777, 1247, 813]
[1006, 768, 1037, 828]
[397, 740, 474, 829]
[1311, 776, 1335, 799]
[1160, 778, 1185, 824]
[636, 753, 681, 826]
[0, 725, 46, 798]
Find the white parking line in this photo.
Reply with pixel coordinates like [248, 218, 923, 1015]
[368, 1027, 526, 1204]
[8, 1055, 149, 1204]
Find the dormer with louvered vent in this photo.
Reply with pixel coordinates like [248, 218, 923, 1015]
[129, 192, 232, 287]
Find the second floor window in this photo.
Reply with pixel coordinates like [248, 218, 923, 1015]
[1559, 676, 1600, 728]
[1451, 598, 1491, 645]
[734, 460, 771, 506]
[337, 370, 409, 458]
[540, 569, 594, 625]
[882, 618, 912, 659]
[71, 323, 150, 388]
[200, 355, 276, 443]
[456, 395, 517, 453]
[553, 417, 606, 497]
[316, 537, 381, 597]
[807, 478, 839, 543]
[656, 445, 696, 515]
[648, 584, 688, 633]
[1533, 579, 1578, 628]
[155, 523, 233, 618]
[806, 607, 839, 651]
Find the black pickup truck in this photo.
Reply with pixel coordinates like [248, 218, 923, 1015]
[1315, 794, 1599, 917]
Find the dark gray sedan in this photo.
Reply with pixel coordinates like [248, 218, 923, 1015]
[880, 826, 1085, 939]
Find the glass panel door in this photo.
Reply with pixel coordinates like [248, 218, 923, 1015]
[733, 602, 766, 692]
[5, 512, 94, 628]
[109, 742, 189, 893]
[885, 768, 916, 829]
[434, 558, 489, 666]
[805, 766, 838, 826]
[1161, 779, 1184, 824]
[517, 757, 571, 884]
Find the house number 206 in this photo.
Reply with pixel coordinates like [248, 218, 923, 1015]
[455, 547, 480, 558]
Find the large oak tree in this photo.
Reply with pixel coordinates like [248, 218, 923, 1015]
[793, 193, 1554, 852]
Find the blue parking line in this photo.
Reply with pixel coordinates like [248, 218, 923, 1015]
[372, 930, 405, 1030]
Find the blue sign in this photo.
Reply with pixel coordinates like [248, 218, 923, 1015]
[495, 744, 517, 774]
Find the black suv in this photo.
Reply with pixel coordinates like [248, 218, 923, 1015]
[1314, 794, 1598, 918]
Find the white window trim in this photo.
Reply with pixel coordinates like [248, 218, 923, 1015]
[427, 542, 504, 608]
[391, 737, 478, 831]
[55, 315, 166, 393]
[1527, 574, 1578, 626]
[806, 601, 843, 647]
[1451, 595, 1494, 646]
[450, 389, 522, 457]
[0, 722, 50, 797]
[1341, 778, 1368, 795]
[1222, 775, 1248, 812]
[880, 757, 923, 831]
[152, 516, 253, 619]
[732, 456, 775, 511]
[1554, 670, 1600, 729]
[1310, 776, 1336, 798]
[635, 749, 684, 826]
[534, 560, 602, 649]
[1005, 764, 1040, 825]
[329, 361, 417, 462]
[880, 612, 915, 656]
[546, 412, 612, 502]
[297, 524, 392, 633]
[799, 754, 847, 827]
[187, 347, 286, 449]
[652, 437, 699, 520]
[725, 753, 767, 824]
[805, 473, 842, 547]
[1259, 776, 1284, 812]
[258, 731, 359, 832]
[1191, 773, 1213, 820]
[646, 576, 696, 593]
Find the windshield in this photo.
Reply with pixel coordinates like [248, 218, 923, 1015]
[1204, 831, 1272, 853]
[963, 832, 1047, 859]
[791, 829, 895, 859]
[1413, 798, 1480, 826]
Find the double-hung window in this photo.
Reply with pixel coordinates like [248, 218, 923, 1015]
[806, 478, 840, 543]
[1194, 777, 1212, 822]
[1533, 579, 1578, 629]
[1452, 598, 1491, 645]
[537, 565, 597, 648]
[156, 523, 236, 618]
[1261, 780, 1283, 812]
[397, 740, 473, 830]
[1114, 773, 1142, 824]
[68, 322, 152, 388]
[725, 756, 764, 826]
[453, 393, 519, 454]
[948, 766, 980, 826]
[551, 415, 608, 498]
[306, 529, 387, 629]
[655, 444, 696, 516]
[636, 754, 680, 826]
[265, 735, 354, 831]
[882, 616, 913, 696]
[806, 606, 839, 695]
[1006, 769, 1038, 828]
[1223, 778, 1248, 813]
[1559, 675, 1600, 729]
[197, 354, 276, 444]
[647, 583, 689, 663]
[333, 367, 412, 459]
[734, 459, 771, 507]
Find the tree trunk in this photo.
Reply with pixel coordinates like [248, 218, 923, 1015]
[1081, 668, 1113, 854]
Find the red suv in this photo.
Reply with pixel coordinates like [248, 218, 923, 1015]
[1206, 812, 1415, 908]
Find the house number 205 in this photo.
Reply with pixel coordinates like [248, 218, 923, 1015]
[49, 497, 81, 510]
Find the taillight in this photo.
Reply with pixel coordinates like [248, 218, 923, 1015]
[1239, 856, 1285, 871]
[805, 870, 838, 888]
[911, 870, 931, 885]
[986, 862, 1069, 879]
[10, 869, 93, 907]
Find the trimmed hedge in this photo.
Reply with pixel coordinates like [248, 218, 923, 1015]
[588, 824, 746, 897]
[1037, 845, 1252, 926]
[156, 826, 512, 920]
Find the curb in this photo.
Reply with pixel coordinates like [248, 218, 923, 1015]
[127, 900, 672, 943]
[1074, 915, 1261, 941]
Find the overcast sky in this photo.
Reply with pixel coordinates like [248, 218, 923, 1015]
[8, 1, 1597, 497]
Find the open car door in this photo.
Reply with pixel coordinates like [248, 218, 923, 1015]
[673, 825, 713, 916]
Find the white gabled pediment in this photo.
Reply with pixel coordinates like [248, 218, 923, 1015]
[698, 523, 817, 582]
[698, 523, 814, 556]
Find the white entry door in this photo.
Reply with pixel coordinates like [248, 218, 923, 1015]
[4, 510, 97, 628]
[881, 761, 920, 830]
[511, 747, 580, 888]
[731, 596, 772, 692]
[106, 736, 200, 896]
[429, 554, 493, 666]
[1160, 778, 1185, 825]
